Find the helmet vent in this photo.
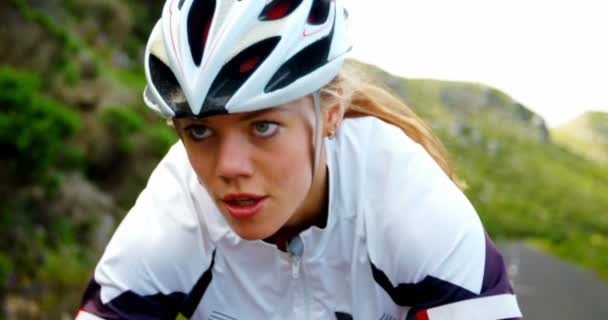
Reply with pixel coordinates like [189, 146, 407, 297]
[259, 0, 303, 21]
[308, 0, 331, 25]
[265, 23, 333, 93]
[178, 0, 185, 10]
[188, 0, 216, 66]
[240, 56, 261, 74]
[148, 55, 190, 116]
[201, 37, 281, 117]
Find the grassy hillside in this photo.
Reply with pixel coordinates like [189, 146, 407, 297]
[348, 60, 608, 281]
[551, 112, 608, 164]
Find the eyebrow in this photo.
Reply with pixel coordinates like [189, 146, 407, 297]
[180, 107, 289, 127]
[238, 107, 287, 121]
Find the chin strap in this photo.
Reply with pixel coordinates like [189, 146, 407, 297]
[312, 90, 323, 178]
[268, 91, 324, 247]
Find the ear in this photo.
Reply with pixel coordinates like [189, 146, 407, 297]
[323, 99, 346, 137]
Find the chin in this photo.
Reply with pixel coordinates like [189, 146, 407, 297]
[236, 233, 264, 241]
[231, 225, 277, 241]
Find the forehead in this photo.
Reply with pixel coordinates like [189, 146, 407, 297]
[177, 97, 313, 126]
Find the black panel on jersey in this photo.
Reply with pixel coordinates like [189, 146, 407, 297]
[79, 278, 186, 319]
[181, 250, 217, 318]
[188, 0, 216, 66]
[369, 261, 477, 320]
[370, 233, 516, 320]
[79, 250, 217, 319]
[259, 0, 304, 21]
[148, 55, 191, 116]
[335, 311, 353, 320]
[264, 19, 334, 93]
[200, 37, 281, 117]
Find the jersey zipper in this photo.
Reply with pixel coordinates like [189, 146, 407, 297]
[291, 255, 301, 278]
[287, 235, 310, 319]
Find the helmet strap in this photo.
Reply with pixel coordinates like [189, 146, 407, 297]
[312, 90, 323, 177]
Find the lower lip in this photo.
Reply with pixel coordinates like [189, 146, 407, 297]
[223, 198, 267, 219]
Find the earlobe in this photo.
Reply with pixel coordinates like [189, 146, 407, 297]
[324, 101, 345, 138]
[327, 127, 336, 139]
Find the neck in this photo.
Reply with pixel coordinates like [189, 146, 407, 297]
[288, 150, 329, 229]
[265, 153, 330, 250]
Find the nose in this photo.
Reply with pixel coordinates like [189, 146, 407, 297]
[215, 132, 254, 180]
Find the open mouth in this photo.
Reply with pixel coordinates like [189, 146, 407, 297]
[222, 194, 267, 218]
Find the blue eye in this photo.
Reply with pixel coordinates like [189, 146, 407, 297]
[188, 125, 212, 140]
[253, 121, 279, 137]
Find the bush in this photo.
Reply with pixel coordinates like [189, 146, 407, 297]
[0, 254, 12, 292]
[145, 123, 178, 157]
[0, 67, 80, 180]
[101, 106, 144, 155]
[12, 0, 83, 53]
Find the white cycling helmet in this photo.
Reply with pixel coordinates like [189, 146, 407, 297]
[143, 0, 351, 118]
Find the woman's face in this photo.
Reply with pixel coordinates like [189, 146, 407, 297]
[174, 97, 322, 240]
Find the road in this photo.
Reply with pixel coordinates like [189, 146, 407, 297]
[500, 243, 608, 319]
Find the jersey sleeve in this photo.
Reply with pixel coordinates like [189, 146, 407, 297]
[364, 126, 522, 320]
[76, 142, 216, 320]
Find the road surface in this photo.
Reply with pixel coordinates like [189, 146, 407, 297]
[500, 243, 608, 319]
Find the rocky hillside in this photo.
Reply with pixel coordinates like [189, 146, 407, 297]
[1, 1, 608, 319]
[350, 60, 551, 143]
[551, 111, 608, 164]
[1, 1, 172, 319]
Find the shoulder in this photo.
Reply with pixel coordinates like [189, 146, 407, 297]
[329, 116, 452, 214]
[334, 116, 417, 154]
[93, 141, 216, 302]
[339, 118, 521, 318]
[78, 143, 220, 318]
[337, 117, 485, 287]
[327, 116, 421, 209]
[332, 116, 427, 185]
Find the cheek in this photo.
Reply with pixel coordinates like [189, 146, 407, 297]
[268, 122, 316, 196]
[264, 142, 313, 198]
[183, 147, 215, 187]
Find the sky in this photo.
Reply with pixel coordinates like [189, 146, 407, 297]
[347, 0, 608, 127]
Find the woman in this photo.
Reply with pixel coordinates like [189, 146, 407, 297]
[77, 1, 522, 319]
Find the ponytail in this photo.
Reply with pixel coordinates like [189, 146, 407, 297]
[321, 64, 464, 188]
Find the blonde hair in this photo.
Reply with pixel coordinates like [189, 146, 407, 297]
[321, 64, 463, 188]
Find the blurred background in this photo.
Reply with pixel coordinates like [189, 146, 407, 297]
[0, 0, 606, 319]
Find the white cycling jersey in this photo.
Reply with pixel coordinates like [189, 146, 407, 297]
[77, 116, 522, 320]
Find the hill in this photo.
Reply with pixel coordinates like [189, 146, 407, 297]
[551, 111, 608, 164]
[348, 59, 608, 282]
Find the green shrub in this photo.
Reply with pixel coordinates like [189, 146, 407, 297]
[0, 67, 80, 180]
[49, 217, 78, 246]
[12, 0, 83, 53]
[36, 245, 93, 310]
[58, 145, 86, 173]
[62, 61, 81, 86]
[0, 254, 12, 292]
[101, 106, 144, 155]
[145, 123, 178, 157]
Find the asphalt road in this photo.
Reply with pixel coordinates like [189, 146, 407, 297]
[500, 243, 608, 319]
